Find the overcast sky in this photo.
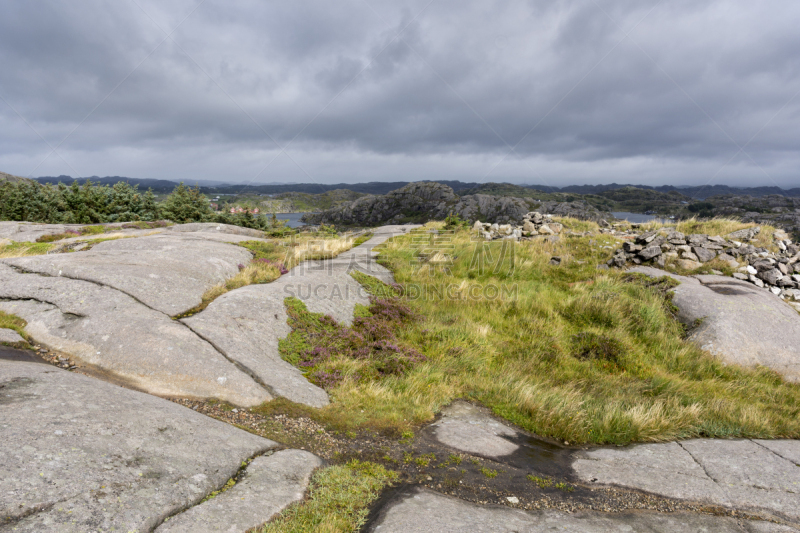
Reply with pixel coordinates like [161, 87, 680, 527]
[0, 0, 798, 187]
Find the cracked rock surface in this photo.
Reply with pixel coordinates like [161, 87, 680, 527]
[0, 263, 269, 406]
[572, 438, 800, 523]
[4, 234, 252, 315]
[182, 225, 417, 407]
[0, 225, 416, 408]
[368, 487, 794, 532]
[630, 266, 800, 382]
[0, 360, 280, 533]
[155, 449, 322, 533]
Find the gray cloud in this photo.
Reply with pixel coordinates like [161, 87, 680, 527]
[0, 0, 798, 187]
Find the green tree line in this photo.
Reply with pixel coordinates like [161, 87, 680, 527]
[0, 180, 286, 231]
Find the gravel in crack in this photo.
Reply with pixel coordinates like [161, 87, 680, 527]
[166, 397, 772, 524]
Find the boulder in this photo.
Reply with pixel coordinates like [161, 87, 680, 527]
[758, 268, 783, 286]
[727, 226, 761, 241]
[521, 220, 536, 234]
[677, 259, 702, 270]
[639, 246, 662, 260]
[692, 247, 717, 263]
[537, 225, 555, 235]
[630, 267, 800, 382]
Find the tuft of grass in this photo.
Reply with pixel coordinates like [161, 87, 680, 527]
[259, 461, 397, 533]
[0, 311, 30, 344]
[352, 232, 374, 247]
[526, 474, 574, 491]
[480, 467, 499, 479]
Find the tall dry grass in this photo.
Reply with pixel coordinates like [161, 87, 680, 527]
[305, 222, 800, 445]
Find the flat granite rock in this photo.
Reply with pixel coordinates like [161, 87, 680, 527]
[182, 227, 417, 408]
[572, 438, 800, 524]
[0, 360, 277, 532]
[167, 222, 267, 238]
[429, 401, 521, 458]
[0, 263, 270, 407]
[630, 266, 800, 382]
[3, 234, 252, 315]
[156, 449, 322, 533]
[368, 487, 793, 532]
[0, 328, 25, 345]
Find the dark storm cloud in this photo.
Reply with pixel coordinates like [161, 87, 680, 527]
[0, 0, 798, 185]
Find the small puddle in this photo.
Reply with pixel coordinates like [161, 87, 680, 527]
[705, 284, 751, 296]
[0, 346, 49, 365]
[502, 433, 575, 478]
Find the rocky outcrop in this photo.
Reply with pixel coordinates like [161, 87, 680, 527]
[0, 170, 32, 184]
[472, 211, 565, 241]
[608, 227, 800, 303]
[301, 182, 457, 226]
[0, 359, 308, 532]
[4, 234, 253, 316]
[302, 183, 611, 226]
[631, 266, 800, 381]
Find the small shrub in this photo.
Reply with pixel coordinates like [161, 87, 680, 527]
[444, 212, 469, 229]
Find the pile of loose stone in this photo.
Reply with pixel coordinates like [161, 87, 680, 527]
[472, 211, 564, 240]
[609, 226, 800, 300]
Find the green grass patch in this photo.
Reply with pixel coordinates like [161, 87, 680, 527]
[0, 241, 55, 258]
[284, 221, 800, 445]
[0, 311, 31, 344]
[259, 460, 397, 533]
[352, 232, 374, 246]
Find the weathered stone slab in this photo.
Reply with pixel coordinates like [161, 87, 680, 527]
[573, 438, 800, 523]
[429, 401, 520, 458]
[3, 234, 252, 315]
[0, 328, 25, 344]
[0, 360, 277, 532]
[156, 449, 322, 532]
[167, 222, 267, 238]
[368, 487, 790, 532]
[182, 227, 415, 408]
[0, 263, 270, 406]
[630, 266, 800, 382]
[182, 281, 330, 408]
[572, 442, 731, 505]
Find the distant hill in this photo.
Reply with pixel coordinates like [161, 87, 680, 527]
[530, 183, 800, 199]
[31, 175, 800, 199]
[1, 171, 34, 184]
[35, 175, 214, 192]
